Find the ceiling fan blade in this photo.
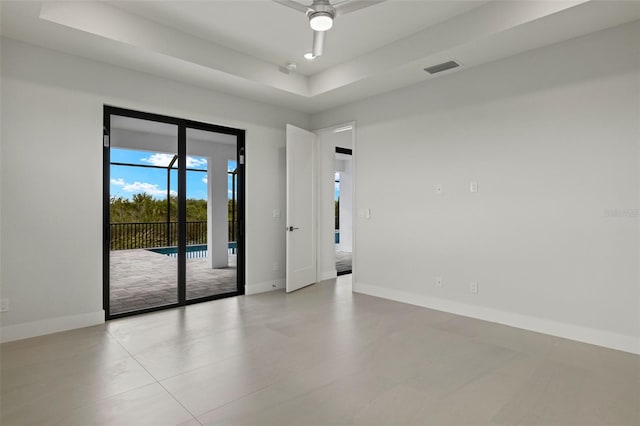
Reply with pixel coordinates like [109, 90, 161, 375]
[272, 0, 310, 14]
[313, 30, 325, 57]
[334, 0, 386, 16]
[330, 0, 352, 6]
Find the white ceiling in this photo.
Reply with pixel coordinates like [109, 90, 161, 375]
[111, 0, 485, 76]
[2, 1, 640, 113]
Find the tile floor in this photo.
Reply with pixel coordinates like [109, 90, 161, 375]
[109, 250, 237, 314]
[1, 275, 639, 425]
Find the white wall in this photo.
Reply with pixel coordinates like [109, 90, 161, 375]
[0, 37, 309, 341]
[312, 22, 640, 353]
[2, 21, 639, 354]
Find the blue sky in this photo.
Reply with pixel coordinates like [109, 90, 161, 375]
[110, 148, 236, 201]
[111, 148, 341, 201]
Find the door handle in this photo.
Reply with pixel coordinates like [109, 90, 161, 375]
[287, 226, 300, 231]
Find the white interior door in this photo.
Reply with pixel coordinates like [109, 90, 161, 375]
[286, 124, 317, 292]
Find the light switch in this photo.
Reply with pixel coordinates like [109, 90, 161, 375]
[365, 208, 372, 219]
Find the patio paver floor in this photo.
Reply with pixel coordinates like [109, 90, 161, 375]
[336, 250, 352, 274]
[109, 249, 237, 315]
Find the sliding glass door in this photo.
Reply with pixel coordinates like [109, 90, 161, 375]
[103, 106, 245, 319]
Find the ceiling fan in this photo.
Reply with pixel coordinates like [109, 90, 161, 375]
[273, 0, 386, 58]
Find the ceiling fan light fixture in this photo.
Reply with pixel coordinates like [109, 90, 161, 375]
[309, 12, 333, 31]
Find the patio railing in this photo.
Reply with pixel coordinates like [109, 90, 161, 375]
[110, 221, 237, 250]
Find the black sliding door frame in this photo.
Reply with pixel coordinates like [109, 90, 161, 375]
[103, 105, 246, 320]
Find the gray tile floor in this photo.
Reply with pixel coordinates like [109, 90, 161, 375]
[336, 249, 352, 274]
[2, 275, 639, 425]
[110, 249, 237, 314]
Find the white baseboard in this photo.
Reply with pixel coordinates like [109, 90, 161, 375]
[245, 279, 285, 295]
[354, 282, 640, 355]
[319, 269, 338, 281]
[1, 310, 105, 343]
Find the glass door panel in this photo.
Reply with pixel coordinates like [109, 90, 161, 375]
[185, 128, 238, 300]
[108, 116, 178, 315]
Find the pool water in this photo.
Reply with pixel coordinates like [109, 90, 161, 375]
[148, 242, 237, 259]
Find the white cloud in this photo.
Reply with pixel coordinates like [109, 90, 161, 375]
[141, 153, 175, 167]
[187, 156, 207, 168]
[140, 153, 207, 169]
[111, 177, 176, 198]
[124, 181, 177, 197]
[202, 176, 208, 184]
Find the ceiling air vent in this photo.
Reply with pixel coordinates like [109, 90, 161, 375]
[424, 61, 460, 75]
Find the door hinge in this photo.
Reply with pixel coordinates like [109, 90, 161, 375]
[103, 135, 110, 147]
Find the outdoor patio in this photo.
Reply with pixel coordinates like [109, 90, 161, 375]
[110, 249, 237, 315]
[336, 250, 352, 274]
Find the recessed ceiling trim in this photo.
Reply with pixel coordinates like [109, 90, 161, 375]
[38, 1, 310, 97]
[308, 0, 590, 96]
[333, 125, 353, 133]
[2, 0, 638, 114]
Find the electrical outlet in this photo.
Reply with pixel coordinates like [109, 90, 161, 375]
[470, 181, 478, 193]
[0, 299, 8, 313]
[470, 282, 478, 294]
[435, 277, 443, 287]
[273, 209, 281, 218]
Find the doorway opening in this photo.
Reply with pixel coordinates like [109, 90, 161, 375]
[335, 147, 352, 275]
[103, 106, 245, 319]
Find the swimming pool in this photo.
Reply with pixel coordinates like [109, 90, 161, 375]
[148, 242, 237, 259]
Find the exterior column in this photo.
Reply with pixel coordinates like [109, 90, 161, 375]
[207, 151, 229, 268]
[338, 158, 353, 252]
